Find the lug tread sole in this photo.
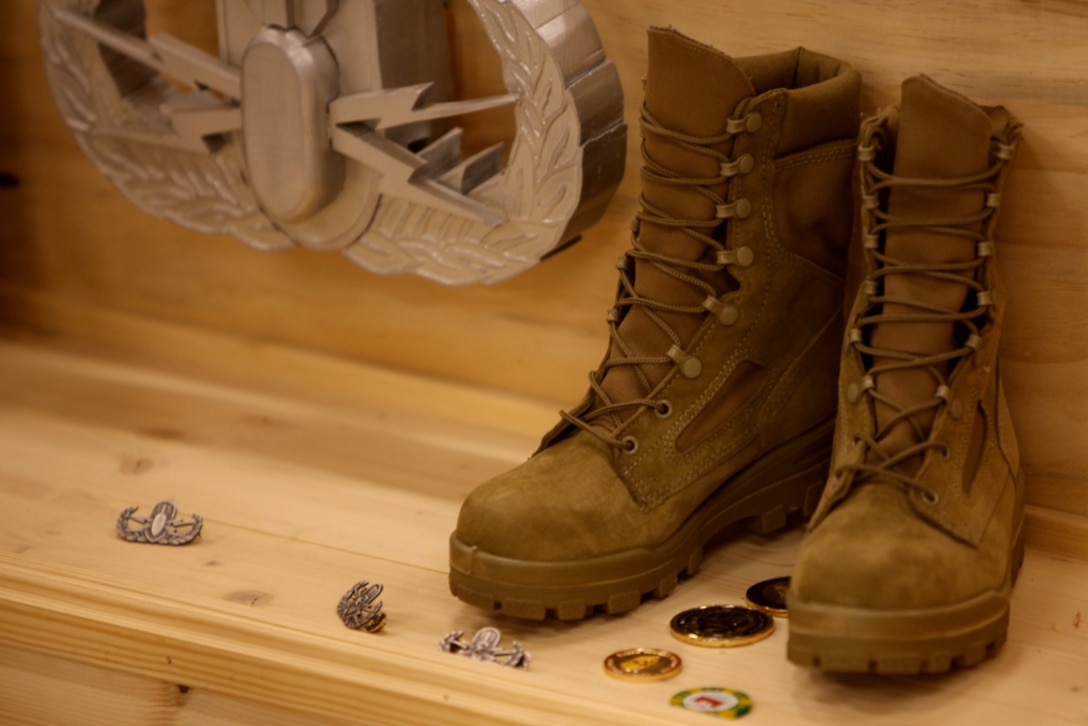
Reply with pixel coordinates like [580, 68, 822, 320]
[787, 609, 1010, 675]
[449, 422, 833, 621]
[786, 514, 1027, 675]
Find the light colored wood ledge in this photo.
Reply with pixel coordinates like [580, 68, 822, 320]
[0, 318, 1086, 725]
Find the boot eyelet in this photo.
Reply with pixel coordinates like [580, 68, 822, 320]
[921, 489, 940, 505]
[680, 358, 702, 378]
[621, 436, 639, 454]
[735, 246, 754, 267]
[654, 400, 673, 418]
[734, 198, 752, 219]
[667, 345, 703, 378]
[702, 296, 740, 326]
[745, 112, 763, 133]
[846, 381, 861, 404]
[737, 153, 755, 174]
[846, 377, 873, 404]
[939, 446, 951, 461]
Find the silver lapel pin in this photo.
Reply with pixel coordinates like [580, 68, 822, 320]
[116, 501, 203, 546]
[439, 626, 530, 669]
[337, 581, 386, 633]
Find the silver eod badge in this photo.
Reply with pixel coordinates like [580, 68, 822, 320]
[38, 0, 626, 284]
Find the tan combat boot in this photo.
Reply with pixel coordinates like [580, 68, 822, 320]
[450, 27, 861, 619]
[788, 76, 1024, 673]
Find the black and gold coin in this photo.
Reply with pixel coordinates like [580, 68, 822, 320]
[669, 605, 774, 647]
[603, 648, 683, 682]
[744, 576, 790, 618]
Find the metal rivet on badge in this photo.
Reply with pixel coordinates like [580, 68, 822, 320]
[669, 605, 774, 647]
[744, 576, 790, 618]
[116, 501, 202, 545]
[440, 627, 530, 669]
[670, 687, 753, 719]
[337, 580, 386, 633]
[603, 648, 682, 682]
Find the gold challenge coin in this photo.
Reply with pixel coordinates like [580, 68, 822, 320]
[744, 576, 790, 618]
[603, 648, 682, 682]
[669, 605, 775, 647]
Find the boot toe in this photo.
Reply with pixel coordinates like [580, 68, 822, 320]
[792, 483, 1004, 610]
[454, 434, 639, 562]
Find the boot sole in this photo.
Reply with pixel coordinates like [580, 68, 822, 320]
[786, 506, 1026, 675]
[448, 420, 834, 620]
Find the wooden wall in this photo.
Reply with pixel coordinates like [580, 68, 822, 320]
[1, 0, 1086, 521]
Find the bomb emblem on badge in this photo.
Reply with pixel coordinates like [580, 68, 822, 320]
[38, 0, 626, 284]
[116, 501, 203, 546]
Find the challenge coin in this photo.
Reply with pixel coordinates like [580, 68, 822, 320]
[669, 605, 774, 647]
[603, 648, 682, 682]
[744, 576, 790, 617]
[670, 687, 753, 719]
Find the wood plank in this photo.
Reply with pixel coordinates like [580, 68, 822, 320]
[0, 334, 1086, 724]
[1025, 505, 1088, 564]
[0, 642, 352, 726]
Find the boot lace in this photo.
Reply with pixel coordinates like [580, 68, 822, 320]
[560, 104, 761, 453]
[836, 133, 1016, 501]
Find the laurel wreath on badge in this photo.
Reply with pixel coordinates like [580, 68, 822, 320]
[37, 0, 625, 285]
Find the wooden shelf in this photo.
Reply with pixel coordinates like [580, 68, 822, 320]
[6, 1, 1088, 722]
[1, 329, 1086, 725]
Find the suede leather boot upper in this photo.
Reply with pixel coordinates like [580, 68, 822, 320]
[450, 27, 860, 620]
[788, 76, 1025, 674]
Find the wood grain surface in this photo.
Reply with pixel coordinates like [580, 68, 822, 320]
[0, 333, 1085, 725]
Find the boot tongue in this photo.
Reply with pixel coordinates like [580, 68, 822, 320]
[869, 76, 993, 466]
[597, 28, 754, 411]
[890, 76, 993, 180]
[640, 27, 754, 246]
[644, 27, 754, 138]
